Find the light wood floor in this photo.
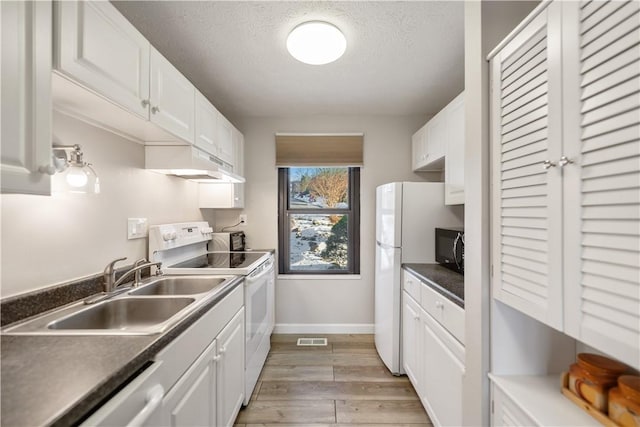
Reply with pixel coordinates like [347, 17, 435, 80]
[234, 334, 432, 426]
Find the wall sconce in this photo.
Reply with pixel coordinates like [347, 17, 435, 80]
[50, 144, 100, 194]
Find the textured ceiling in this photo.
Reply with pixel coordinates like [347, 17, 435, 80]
[112, 1, 464, 123]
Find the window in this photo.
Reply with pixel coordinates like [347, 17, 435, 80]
[278, 167, 360, 274]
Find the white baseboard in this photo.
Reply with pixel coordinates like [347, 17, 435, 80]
[273, 323, 374, 334]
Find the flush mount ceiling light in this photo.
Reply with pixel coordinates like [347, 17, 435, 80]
[286, 21, 346, 65]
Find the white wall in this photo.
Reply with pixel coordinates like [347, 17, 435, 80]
[214, 114, 440, 332]
[462, 1, 540, 426]
[0, 112, 204, 298]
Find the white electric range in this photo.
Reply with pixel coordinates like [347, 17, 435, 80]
[149, 221, 274, 406]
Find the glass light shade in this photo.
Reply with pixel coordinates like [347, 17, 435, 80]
[287, 21, 346, 65]
[57, 165, 100, 194]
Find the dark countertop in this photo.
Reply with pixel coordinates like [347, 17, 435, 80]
[0, 276, 244, 427]
[402, 263, 465, 308]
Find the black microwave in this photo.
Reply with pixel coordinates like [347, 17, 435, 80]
[435, 228, 464, 275]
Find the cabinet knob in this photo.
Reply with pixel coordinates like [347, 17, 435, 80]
[38, 164, 56, 175]
[435, 301, 444, 309]
[213, 355, 221, 362]
[151, 106, 160, 114]
[141, 99, 150, 108]
[558, 156, 573, 167]
[414, 314, 420, 320]
[219, 346, 227, 354]
[543, 160, 556, 170]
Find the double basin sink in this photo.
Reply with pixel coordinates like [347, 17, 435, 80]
[3, 276, 236, 336]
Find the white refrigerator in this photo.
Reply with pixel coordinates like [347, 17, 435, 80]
[374, 182, 463, 374]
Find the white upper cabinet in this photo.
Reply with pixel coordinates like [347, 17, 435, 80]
[217, 114, 235, 166]
[412, 91, 466, 206]
[412, 114, 446, 172]
[54, 1, 150, 119]
[426, 112, 447, 167]
[53, 0, 201, 145]
[195, 91, 220, 156]
[412, 124, 429, 170]
[445, 93, 465, 205]
[149, 48, 195, 143]
[1, 0, 52, 195]
[490, 0, 639, 368]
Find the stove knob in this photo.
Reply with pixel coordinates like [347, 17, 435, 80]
[162, 232, 175, 241]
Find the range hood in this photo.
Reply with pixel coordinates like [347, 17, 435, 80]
[145, 145, 244, 183]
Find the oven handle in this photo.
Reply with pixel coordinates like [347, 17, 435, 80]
[247, 258, 274, 281]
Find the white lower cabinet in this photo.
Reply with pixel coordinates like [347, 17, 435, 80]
[163, 339, 217, 427]
[162, 307, 244, 427]
[421, 310, 464, 427]
[81, 285, 245, 427]
[402, 292, 421, 388]
[402, 271, 465, 427]
[215, 309, 245, 427]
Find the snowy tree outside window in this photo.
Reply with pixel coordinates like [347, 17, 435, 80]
[278, 167, 360, 274]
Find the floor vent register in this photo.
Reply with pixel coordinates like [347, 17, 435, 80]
[296, 337, 328, 346]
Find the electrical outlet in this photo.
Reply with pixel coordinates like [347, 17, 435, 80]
[239, 214, 247, 225]
[127, 218, 148, 240]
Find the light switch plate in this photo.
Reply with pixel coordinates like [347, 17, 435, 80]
[127, 218, 148, 240]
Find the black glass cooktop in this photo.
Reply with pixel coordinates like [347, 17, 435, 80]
[170, 252, 265, 269]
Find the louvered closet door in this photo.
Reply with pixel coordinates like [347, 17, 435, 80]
[490, 2, 564, 330]
[562, 0, 640, 369]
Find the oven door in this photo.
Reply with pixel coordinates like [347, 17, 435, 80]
[245, 256, 274, 364]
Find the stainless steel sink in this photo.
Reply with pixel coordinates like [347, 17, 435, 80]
[48, 297, 195, 331]
[129, 276, 231, 296]
[2, 275, 239, 336]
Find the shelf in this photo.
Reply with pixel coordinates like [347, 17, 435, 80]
[489, 374, 600, 426]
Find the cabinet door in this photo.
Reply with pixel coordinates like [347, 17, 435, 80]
[216, 308, 245, 427]
[217, 114, 235, 166]
[162, 339, 217, 427]
[1, 0, 52, 195]
[491, 382, 536, 427]
[199, 184, 243, 209]
[562, 0, 640, 368]
[421, 310, 465, 427]
[426, 112, 446, 167]
[195, 91, 220, 156]
[232, 128, 244, 176]
[445, 93, 465, 205]
[54, 1, 150, 119]
[490, 2, 564, 330]
[150, 48, 195, 143]
[402, 291, 422, 389]
[412, 124, 427, 171]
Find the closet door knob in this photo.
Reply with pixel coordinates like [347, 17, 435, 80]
[543, 160, 556, 170]
[559, 156, 573, 167]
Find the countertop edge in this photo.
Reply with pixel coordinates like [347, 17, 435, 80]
[402, 264, 465, 308]
[3, 276, 245, 427]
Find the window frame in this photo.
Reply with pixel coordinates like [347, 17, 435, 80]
[278, 167, 360, 275]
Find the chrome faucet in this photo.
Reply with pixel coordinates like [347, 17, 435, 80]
[112, 261, 163, 289]
[85, 258, 163, 304]
[103, 257, 127, 293]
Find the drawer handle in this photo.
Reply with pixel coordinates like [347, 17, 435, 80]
[127, 384, 164, 427]
[414, 314, 420, 320]
[435, 301, 444, 309]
